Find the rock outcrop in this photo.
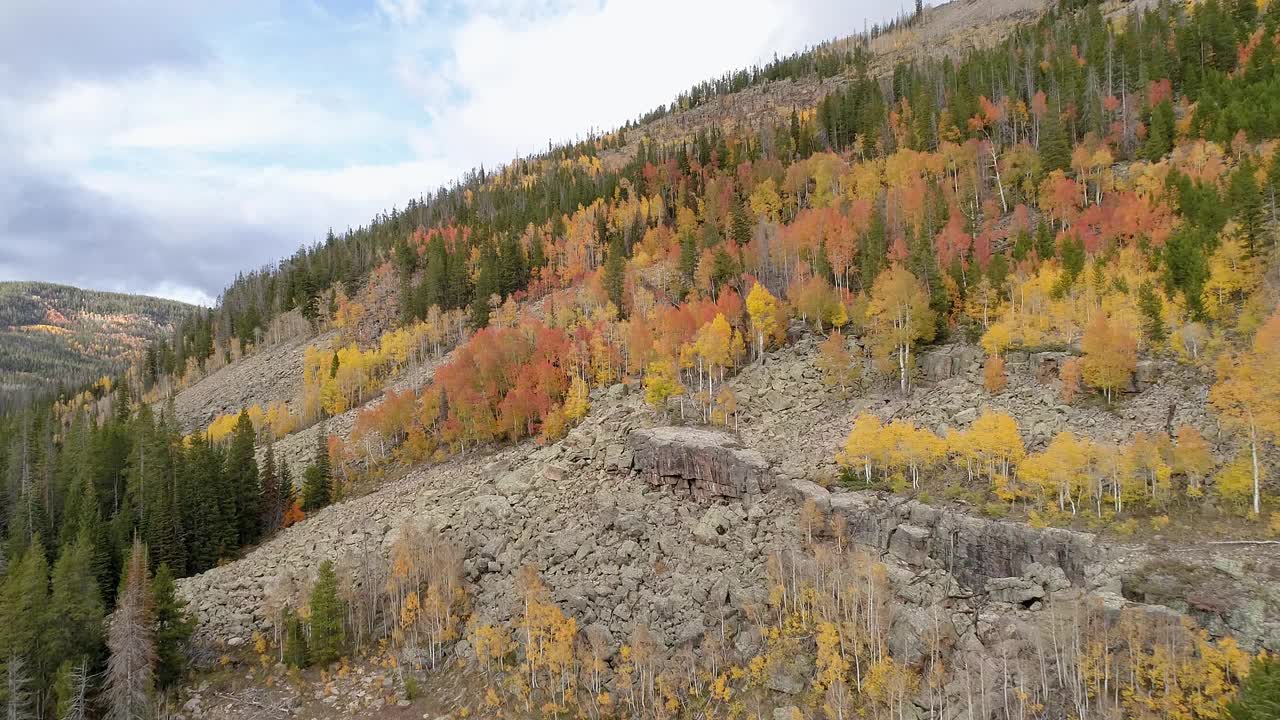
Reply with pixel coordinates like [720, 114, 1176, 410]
[826, 490, 1101, 590]
[630, 426, 773, 499]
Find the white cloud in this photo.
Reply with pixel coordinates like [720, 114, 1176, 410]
[395, 0, 900, 173]
[2, 0, 902, 300]
[139, 281, 216, 307]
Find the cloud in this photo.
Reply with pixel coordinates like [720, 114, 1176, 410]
[0, 1, 217, 93]
[0, 0, 901, 305]
[392, 0, 903, 173]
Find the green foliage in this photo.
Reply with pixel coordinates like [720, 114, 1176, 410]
[0, 281, 194, 409]
[152, 563, 194, 690]
[283, 608, 309, 669]
[307, 560, 346, 667]
[302, 431, 332, 511]
[1229, 655, 1280, 720]
[226, 411, 262, 546]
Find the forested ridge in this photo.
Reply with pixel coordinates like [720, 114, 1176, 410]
[0, 282, 194, 413]
[4, 0, 1280, 717]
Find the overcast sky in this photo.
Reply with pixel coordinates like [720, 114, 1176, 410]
[0, 0, 910, 307]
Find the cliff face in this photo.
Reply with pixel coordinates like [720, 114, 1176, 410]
[630, 426, 773, 498]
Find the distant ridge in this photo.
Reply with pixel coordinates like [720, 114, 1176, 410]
[0, 281, 196, 408]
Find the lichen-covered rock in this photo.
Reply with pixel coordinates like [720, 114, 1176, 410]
[630, 426, 772, 498]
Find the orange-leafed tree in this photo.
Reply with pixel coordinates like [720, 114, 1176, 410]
[1059, 357, 1083, 404]
[983, 355, 1007, 394]
[817, 330, 860, 394]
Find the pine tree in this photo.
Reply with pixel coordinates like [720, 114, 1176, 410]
[307, 560, 346, 667]
[1039, 104, 1070, 174]
[282, 609, 308, 669]
[260, 444, 280, 535]
[678, 228, 698, 295]
[278, 460, 295, 510]
[1228, 655, 1280, 720]
[1138, 281, 1168, 344]
[1143, 101, 1175, 162]
[147, 490, 185, 577]
[226, 409, 261, 543]
[105, 539, 154, 720]
[302, 430, 332, 512]
[603, 235, 627, 316]
[0, 540, 49, 715]
[1229, 156, 1265, 252]
[470, 244, 498, 328]
[151, 564, 193, 691]
[46, 535, 105, 677]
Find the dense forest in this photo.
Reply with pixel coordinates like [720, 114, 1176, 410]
[4, 0, 1280, 717]
[0, 282, 193, 413]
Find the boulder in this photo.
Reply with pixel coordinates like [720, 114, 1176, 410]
[630, 427, 772, 499]
[787, 478, 831, 512]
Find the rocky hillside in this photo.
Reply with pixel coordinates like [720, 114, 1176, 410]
[175, 325, 1279, 718]
[0, 280, 194, 408]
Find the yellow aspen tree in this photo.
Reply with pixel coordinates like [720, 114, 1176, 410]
[980, 320, 1013, 357]
[1171, 425, 1214, 498]
[694, 314, 734, 421]
[643, 356, 684, 416]
[865, 265, 935, 394]
[563, 375, 590, 422]
[1081, 313, 1137, 404]
[1122, 432, 1173, 505]
[969, 409, 1025, 497]
[840, 413, 886, 482]
[1210, 310, 1280, 515]
[1201, 227, 1260, 322]
[1019, 431, 1092, 513]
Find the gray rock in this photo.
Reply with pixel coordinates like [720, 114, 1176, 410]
[788, 478, 831, 512]
[631, 426, 772, 499]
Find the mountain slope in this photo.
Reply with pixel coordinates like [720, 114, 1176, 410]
[0, 281, 195, 407]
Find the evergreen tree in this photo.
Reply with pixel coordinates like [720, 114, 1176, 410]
[603, 235, 627, 316]
[1039, 104, 1071, 174]
[497, 233, 527, 297]
[0, 540, 50, 714]
[46, 535, 105, 677]
[1138, 281, 1168, 344]
[260, 443, 280, 535]
[860, 205, 887, 286]
[147, 490, 185, 577]
[279, 460, 296, 512]
[226, 411, 262, 546]
[282, 609, 308, 669]
[1228, 655, 1280, 720]
[151, 564, 193, 691]
[1228, 156, 1265, 252]
[1143, 101, 1175, 162]
[307, 560, 346, 667]
[678, 228, 699, 295]
[470, 244, 498, 328]
[302, 431, 331, 512]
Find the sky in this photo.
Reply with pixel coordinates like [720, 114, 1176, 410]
[0, 0, 911, 307]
